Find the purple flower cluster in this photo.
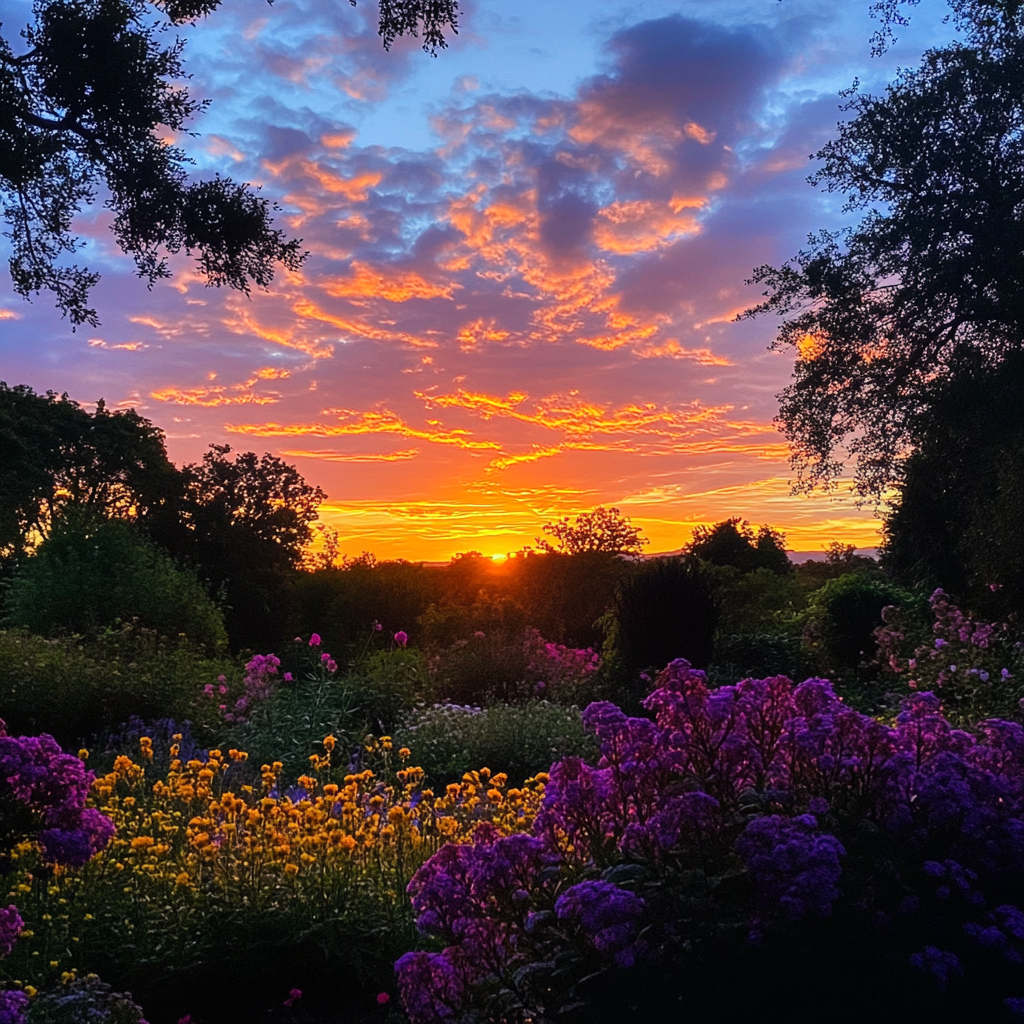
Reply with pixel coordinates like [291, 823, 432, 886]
[398, 829, 560, 1023]
[554, 880, 645, 966]
[397, 659, 1024, 1020]
[0, 907, 23, 958]
[0, 990, 28, 1024]
[206, 653, 282, 724]
[734, 815, 844, 926]
[0, 723, 114, 871]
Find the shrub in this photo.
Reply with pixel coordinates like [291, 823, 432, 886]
[0, 627, 233, 747]
[4, 516, 227, 653]
[710, 632, 808, 685]
[602, 557, 717, 708]
[395, 701, 598, 786]
[396, 661, 1024, 1023]
[801, 571, 921, 679]
[875, 587, 1024, 724]
[350, 647, 433, 732]
[428, 628, 600, 707]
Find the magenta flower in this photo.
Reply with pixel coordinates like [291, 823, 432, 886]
[284, 672, 293, 682]
[309, 633, 321, 647]
[377, 992, 390, 1004]
[395, 631, 408, 647]
[283, 988, 302, 1007]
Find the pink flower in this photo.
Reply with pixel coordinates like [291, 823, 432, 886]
[218, 684, 228, 695]
[203, 684, 214, 696]
[178, 1017, 193, 1024]
[374, 621, 383, 631]
[309, 634, 321, 647]
[283, 988, 302, 1007]
[377, 992, 390, 1004]
[395, 631, 408, 648]
[284, 672, 293, 682]
[294, 636, 302, 643]
[326, 659, 338, 673]
[474, 631, 485, 638]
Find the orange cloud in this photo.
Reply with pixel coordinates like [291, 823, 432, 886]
[223, 301, 335, 359]
[292, 299, 438, 348]
[278, 447, 420, 462]
[457, 318, 511, 347]
[633, 339, 732, 364]
[87, 339, 146, 351]
[151, 382, 282, 407]
[227, 408, 502, 452]
[594, 199, 704, 254]
[322, 261, 457, 302]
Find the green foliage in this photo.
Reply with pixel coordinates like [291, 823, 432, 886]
[0, 626, 231, 746]
[688, 519, 791, 574]
[802, 571, 922, 679]
[3, 514, 227, 652]
[428, 628, 534, 705]
[395, 701, 596, 786]
[709, 566, 806, 635]
[227, 672, 360, 783]
[709, 633, 809, 686]
[349, 647, 432, 733]
[153, 444, 326, 651]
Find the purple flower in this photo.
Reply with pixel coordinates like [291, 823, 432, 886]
[909, 946, 963, 990]
[395, 631, 409, 648]
[0, 905, 23, 957]
[395, 950, 466, 1023]
[736, 815, 845, 922]
[0, 990, 28, 1024]
[555, 880, 645, 961]
[309, 633, 321, 647]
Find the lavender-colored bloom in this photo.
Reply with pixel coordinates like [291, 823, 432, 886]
[0, 906, 23, 957]
[736, 815, 845, 922]
[555, 880, 645, 960]
[396, 950, 465, 1023]
[909, 946, 963, 990]
[0, 990, 28, 1024]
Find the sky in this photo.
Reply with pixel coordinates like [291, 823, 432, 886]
[0, 0, 954, 561]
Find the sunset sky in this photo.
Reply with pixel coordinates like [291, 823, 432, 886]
[0, 0, 952, 561]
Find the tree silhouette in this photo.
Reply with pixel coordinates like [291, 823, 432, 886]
[537, 507, 647, 556]
[0, 0, 458, 324]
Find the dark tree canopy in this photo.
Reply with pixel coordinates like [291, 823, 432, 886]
[537, 506, 648, 556]
[161, 444, 327, 648]
[881, 353, 1024, 616]
[0, 0, 458, 325]
[744, 0, 1024, 497]
[688, 518, 791, 575]
[0, 381, 178, 561]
